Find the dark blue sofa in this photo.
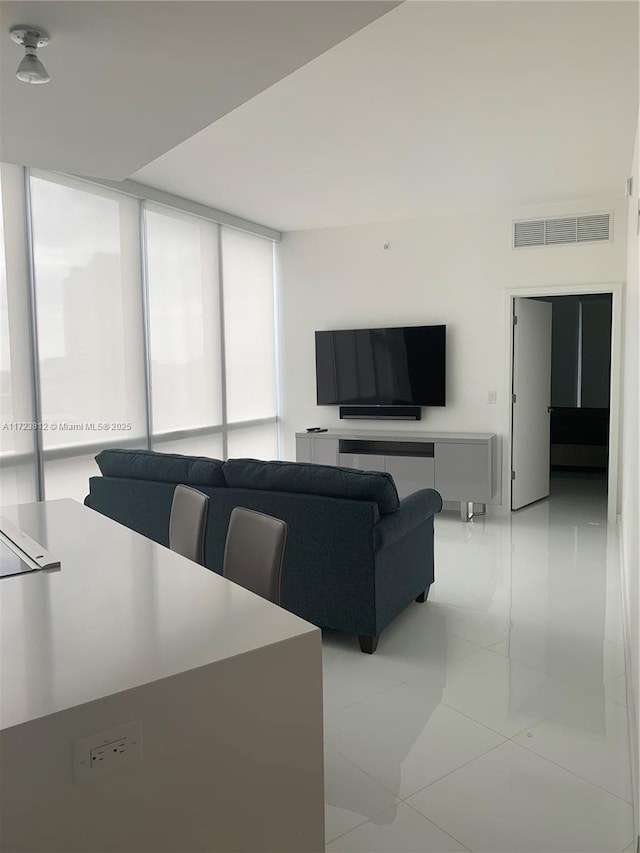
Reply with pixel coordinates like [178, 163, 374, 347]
[85, 449, 442, 653]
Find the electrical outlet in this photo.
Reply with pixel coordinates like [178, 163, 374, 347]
[487, 390, 497, 404]
[73, 720, 142, 784]
[90, 736, 128, 766]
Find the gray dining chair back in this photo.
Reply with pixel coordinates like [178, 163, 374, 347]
[223, 507, 288, 605]
[169, 484, 210, 565]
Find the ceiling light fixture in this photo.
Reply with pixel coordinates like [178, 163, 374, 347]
[10, 26, 50, 84]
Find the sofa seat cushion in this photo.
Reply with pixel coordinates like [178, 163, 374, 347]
[95, 448, 226, 487]
[223, 458, 400, 515]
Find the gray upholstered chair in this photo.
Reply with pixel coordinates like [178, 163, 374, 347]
[169, 484, 210, 565]
[223, 506, 287, 605]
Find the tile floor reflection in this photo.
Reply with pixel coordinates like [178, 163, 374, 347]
[323, 474, 634, 852]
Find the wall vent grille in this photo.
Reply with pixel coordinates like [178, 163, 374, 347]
[513, 213, 611, 248]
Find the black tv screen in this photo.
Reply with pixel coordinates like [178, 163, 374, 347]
[315, 324, 446, 407]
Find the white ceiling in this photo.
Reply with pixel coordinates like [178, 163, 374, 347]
[0, 1, 398, 179]
[133, 1, 639, 231]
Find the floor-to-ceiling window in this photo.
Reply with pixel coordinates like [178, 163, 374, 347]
[0, 165, 280, 504]
[221, 227, 278, 459]
[30, 172, 147, 501]
[145, 202, 224, 458]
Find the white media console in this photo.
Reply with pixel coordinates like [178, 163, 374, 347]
[296, 429, 499, 520]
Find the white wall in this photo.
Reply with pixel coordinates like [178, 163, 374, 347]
[621, 111, 639, 842]
[278, 196, 627, 509]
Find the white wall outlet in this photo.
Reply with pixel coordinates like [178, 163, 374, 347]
[487, 390, 497, 404]
[73, 720, 142, 784]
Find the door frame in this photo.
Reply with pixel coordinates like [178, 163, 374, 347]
[504, 282, 623, 522]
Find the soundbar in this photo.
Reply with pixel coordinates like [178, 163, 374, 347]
[339, 405, 422, 421]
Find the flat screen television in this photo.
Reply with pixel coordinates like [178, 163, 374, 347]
[315, 324, 446, 407]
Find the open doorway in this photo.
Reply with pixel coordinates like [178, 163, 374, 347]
[544, 294, 612, 510]
[547, 293, 613, 490]
[508, 285, 620, 520]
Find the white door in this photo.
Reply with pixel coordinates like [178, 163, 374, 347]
[512, 297, 552, 510]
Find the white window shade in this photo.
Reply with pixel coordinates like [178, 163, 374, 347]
[227, 423, 278, 461]
[29, 172, 147, 456]
[146, 204, 222, 436]
[44, 452, 101, 503]
[153, 434, 224, 460]
[1, 168, 280, 505]
[221, 228, 276, 424]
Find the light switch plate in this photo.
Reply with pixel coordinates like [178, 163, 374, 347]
[73, 719, 143, 784]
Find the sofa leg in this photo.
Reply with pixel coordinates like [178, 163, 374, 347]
[415, 585, 431, 603]
[358, 634, 379, 654]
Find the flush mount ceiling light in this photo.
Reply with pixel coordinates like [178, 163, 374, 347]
[10, 26, 50, 84]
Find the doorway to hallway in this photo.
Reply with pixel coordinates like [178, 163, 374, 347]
[508, 287, 618, 519]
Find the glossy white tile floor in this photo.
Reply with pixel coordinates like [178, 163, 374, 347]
[323, 475, 635, 852]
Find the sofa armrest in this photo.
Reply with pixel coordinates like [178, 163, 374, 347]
[374, 488, 442, 551]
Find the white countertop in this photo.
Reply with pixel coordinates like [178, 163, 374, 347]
[0, 500, 317, 730]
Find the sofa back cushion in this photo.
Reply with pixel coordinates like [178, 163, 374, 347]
[222, 458, 399, 515]
[95, 448, 226, 487]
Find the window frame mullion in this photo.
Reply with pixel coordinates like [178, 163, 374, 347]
[23, 167, 45, 501]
